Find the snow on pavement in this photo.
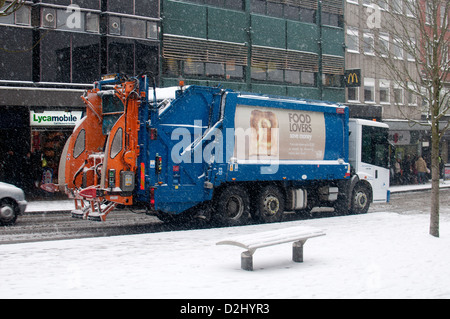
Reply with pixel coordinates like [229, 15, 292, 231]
[1, 210, 450, 299]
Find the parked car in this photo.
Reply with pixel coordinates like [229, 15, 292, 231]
[0, 182, 27, 226]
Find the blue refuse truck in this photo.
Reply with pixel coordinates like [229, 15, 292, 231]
[59, 75, 390, 223]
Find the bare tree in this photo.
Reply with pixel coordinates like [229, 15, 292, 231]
[367, 0, 449, 237]
[0, 0, 24, 16]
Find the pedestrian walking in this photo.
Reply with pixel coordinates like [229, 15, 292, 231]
[415, 156, 428, 184]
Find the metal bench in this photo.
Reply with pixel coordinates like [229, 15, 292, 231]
[216, 225, 325, 271]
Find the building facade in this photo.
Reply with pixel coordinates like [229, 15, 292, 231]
[160, 0, 346, 102]
[0, 0, 160, 194]
[344, 0, 449, 167]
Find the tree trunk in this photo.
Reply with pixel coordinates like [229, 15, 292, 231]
[429, 118, 440, 238]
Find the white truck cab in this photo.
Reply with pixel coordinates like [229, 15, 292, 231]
[348, 119, 390, 203]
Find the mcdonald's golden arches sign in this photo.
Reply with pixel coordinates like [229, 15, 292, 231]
[344, 69, 361, 87]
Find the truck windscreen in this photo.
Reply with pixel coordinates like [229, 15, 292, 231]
[102, 95, 124, 135]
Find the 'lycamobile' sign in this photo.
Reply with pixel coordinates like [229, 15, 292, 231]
[30, 111, 83, 127]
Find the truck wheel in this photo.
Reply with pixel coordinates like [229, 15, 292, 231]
[350, 184, 370, 214]
[256, 186, 285, 223]
[0, 199, 18, 226]
[214, 185, 250, 226]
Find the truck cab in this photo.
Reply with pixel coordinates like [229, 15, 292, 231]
[348, 119, 390, 204]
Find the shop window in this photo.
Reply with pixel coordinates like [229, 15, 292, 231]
[74, 129, 86, 159]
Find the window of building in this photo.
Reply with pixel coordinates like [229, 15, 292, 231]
[425, 2, 432, 24]
[393, 84, 403, 104]
[323, 74, 342, 87]
[76, 0, 101, 10]
[406, 38, 415, 61]
[348, 87, 359, 102]
[0, 27, 33, 81]
[406, 84, 417, 105]
[251, 0, 266, 14]
[377, 0, 389, 11]
[379, 33, 389, 57]
[284, 5, 300, 20]
[0, 3, 31, 26]
[301, 72, 316, 86]
[392, 0, 403, 14]
[405, 0, 415, 17]
[393, 38, 403, 59]
[322, 12, 341, 27]
[226, 63, 244, 79]
[364, 78, 375, 103]
[346, 27, 359, 53]
[299, 8, 315, 23]
[266, 1, 283, 18]
[267, 68, 283, 82]
[379, 79, 390, 104]
[40, 31, 101, 84]
[205, 63, 225, 77]
[250, 0, 316, 23]
[285, 70, 300, 84]
[108, 16, 153, 40]
[363, 32, 374, 55]
[40, 7, 100, 33]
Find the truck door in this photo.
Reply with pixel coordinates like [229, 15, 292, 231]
[360, 125, 390, 202]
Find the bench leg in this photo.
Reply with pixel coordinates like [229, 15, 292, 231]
[293, 240, 306, 263]
[241, 250, 254, 271]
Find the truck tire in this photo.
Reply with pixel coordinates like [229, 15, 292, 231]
[350, 183, 370, 214]
[0, 199, 18, 226]
[214, 185, 250, 226]
[256, 185, 285, 223]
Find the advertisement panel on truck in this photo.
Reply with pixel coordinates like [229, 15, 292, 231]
[233, 105, 326, 161]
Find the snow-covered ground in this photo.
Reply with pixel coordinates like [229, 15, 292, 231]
[2, 206, 450, 299]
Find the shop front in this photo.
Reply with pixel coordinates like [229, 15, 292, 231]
[29, 110, 82, 196]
